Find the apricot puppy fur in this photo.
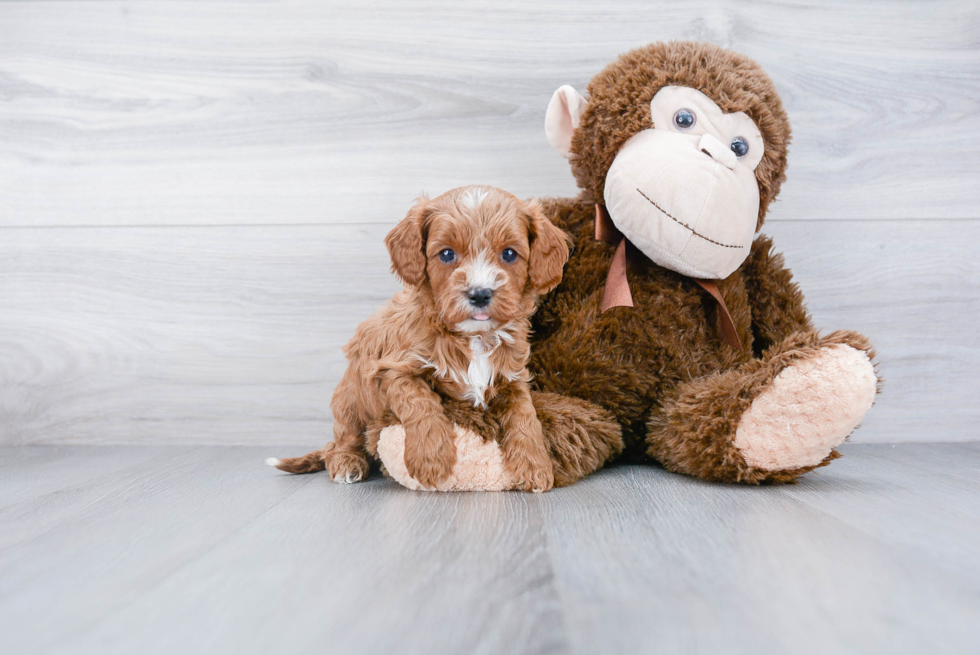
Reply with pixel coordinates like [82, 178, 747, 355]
[269, 186, 571, 491]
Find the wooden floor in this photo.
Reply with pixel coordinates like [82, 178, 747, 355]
[1, 443, 978, 655]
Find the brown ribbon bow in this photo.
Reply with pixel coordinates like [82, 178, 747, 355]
[594, 204, 743, 351]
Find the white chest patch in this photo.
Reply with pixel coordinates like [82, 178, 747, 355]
[462, 337, 494, 409]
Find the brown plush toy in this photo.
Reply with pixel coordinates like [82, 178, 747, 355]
[377, 41, 879, 489]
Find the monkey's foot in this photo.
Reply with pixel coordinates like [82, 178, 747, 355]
[733, 344, 878, 471]
[377, 424, 515, 492]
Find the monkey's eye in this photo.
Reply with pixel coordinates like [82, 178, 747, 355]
[730, 137, 749, 158]
[501, 248, 518, 264]
[438, 249, 456, 263]
[673, 108, 696, 130]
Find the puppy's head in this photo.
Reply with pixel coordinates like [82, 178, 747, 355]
[385, 185, 571, 333]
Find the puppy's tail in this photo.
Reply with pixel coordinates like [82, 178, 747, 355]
[266, 449, 326, 474]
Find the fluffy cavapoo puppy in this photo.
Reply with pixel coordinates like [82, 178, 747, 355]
[268, 185, 571, 491]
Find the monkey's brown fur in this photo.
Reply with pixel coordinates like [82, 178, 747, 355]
[525, 42, 879, 484]
[569, 42, 790, 230]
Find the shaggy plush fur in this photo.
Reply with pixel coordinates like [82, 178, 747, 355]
[644, 331, 877, 483]
[524, 41, 880, 485]
[569, 42, 790, 230]
[270, 186, 622, 491]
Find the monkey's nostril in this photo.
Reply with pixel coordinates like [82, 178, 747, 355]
[467, 288, 493, 308]
[697, 133, 737, 170]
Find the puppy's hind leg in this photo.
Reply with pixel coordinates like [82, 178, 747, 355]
[268, 439, 370, 484]
[268, 377, 371, 483]
[266, 441, 369, 484]
[321, 381, 371, 483]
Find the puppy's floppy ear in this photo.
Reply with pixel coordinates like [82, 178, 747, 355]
[385, 197, 430, 287]
[525, 200, 572, 293]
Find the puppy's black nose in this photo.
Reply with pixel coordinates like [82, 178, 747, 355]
[467, 288, 493, 308]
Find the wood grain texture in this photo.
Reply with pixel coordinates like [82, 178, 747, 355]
[765, 219, 980, 443]
[0, 219, 976, 445]
[0, 223, 400, 445]
[1, 0, 978, 226]
[539, 445, 980, 655]
[0, 447, 564, 655]
[0, 444, 977, 654]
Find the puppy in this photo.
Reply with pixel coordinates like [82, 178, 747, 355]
[268, 186, 571, 491]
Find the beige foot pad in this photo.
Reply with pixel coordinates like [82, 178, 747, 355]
[734, 344, 877, 471]
[377, 424, 516, 492]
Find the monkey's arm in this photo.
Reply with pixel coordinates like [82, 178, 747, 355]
[741, 234, 815, 355]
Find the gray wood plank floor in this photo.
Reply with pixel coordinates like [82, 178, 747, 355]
[1, 443, 977, 655]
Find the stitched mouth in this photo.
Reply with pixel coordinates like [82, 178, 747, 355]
[636, 188, 743, 249]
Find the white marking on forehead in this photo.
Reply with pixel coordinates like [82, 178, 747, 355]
[465, 250, 504, 290]
[461, 187, 490, 208]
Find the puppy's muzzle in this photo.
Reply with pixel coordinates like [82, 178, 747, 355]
[467, 287, 493, 308]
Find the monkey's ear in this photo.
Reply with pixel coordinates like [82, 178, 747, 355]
[385, 198, 429, 287]
[545, 85, 588, 158]
[526, 200, 572, 293]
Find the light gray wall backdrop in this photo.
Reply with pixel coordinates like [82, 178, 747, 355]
[1, 0, 977, 445]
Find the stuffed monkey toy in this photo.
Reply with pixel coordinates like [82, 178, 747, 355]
[377, 41, 879, 489]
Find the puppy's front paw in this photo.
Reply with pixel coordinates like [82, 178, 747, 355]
[506, 449, 555, 493]
[403, 420, 457, 489]
[323, 448, 370, 484]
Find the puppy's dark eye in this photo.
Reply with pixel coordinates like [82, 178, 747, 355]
[501, 248, 518, 263]
[730, 137, 749, 158]
[438, 249, 456, 263]
[673, 108, 696, 130]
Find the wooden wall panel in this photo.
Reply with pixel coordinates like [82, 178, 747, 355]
[1, 220, 975, 445]
[1, 0, 977, 227]
[1, 1, 976, 445]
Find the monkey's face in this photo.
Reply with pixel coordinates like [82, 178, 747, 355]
[602, 86, 765, 279]
[544, 42, 791, 281]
